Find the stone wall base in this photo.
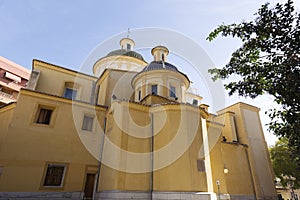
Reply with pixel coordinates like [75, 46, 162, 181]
[228, 194, 277, 200]
[97, 191, 219, 200]
[0, 192, 83, 199]
[0, 191, 274, 200]
[229, 194, 256, 200]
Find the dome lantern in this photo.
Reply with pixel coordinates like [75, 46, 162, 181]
[151, 46, 169, 62]
[120, 38, 135, 51]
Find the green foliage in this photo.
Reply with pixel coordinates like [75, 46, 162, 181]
[270, 138, 300, 189]
[207, 0, 300, 165]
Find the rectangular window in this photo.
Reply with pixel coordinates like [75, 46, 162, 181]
[36, 108, 53, 125]
[63, 88, 77, 100]
[197, 159, 205, 172]
[151, 85, 158, 95]
[43, 164, 66, 187]
[170, 86, 176, 98]
[193, 99, 198, 106]
[82, 115, 94, 131]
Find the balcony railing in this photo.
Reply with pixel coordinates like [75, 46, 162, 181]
[0, 91, 16, 104]
[0, 91, 14, 99]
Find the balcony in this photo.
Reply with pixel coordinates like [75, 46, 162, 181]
[0, 90, 16, 104]
[0, 77, 23, 91]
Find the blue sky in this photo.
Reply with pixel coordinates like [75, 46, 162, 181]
[1, 0, 297, 145]
[2, 0, 293, 70]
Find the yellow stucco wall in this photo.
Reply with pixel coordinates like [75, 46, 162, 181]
[215, 103, 277, 199]
[0, 91, 276, 197]
[33, 60, 97, 103]
[153, 106, 207, 191]
[0, 89, 106, 192]
[97, 69, 136, 106]
[210, 141, 255, 195]
[0, 58, 276, 199]
[98, 102, 151, 191]
[97, 102, 208, 192]
[0, 103, 15, 156]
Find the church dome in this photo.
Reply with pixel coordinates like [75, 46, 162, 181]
[131, 45, 190, 102]
[93, 37, 148, 77]
[106, 49, 145, 61]
[133, 60, 189, 86]
[133, 45, 190, 81]
[141, 61, 179, 72]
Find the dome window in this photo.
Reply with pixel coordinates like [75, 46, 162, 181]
[151, 85, 158, 95]
[138, 90, 141, 100]
[170, 86, 176, 98]
[127, 44, 131, 51]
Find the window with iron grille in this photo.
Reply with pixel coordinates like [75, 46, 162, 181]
[43, 164, 66, 187]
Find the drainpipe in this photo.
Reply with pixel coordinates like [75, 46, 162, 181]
[150, 113, 154, 200]
[93, 116, 107, 200]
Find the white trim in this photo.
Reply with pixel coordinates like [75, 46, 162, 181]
[201, 118, 213, 192]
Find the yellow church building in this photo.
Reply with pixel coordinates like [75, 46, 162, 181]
[0, 37, 277, 200]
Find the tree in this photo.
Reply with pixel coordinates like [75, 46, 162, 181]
[207, 0, 300, 165]
[270, 138, 300, 189]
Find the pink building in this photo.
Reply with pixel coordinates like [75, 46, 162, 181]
[0, 56, 30, 106]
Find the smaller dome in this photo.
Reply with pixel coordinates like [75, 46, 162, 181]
[106, 49, 145, 61]
[132, 60, 190, 87]
[141, 61, 179, 72]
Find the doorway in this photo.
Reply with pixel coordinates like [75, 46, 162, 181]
[84, 173, 96, 200]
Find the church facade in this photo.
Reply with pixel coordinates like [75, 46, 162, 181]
[0, 38, 277, 200]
